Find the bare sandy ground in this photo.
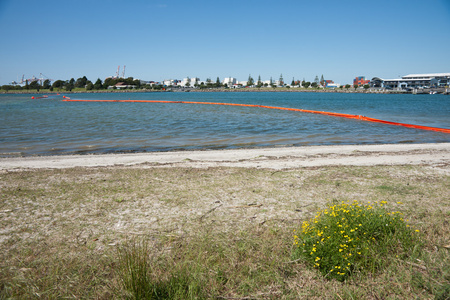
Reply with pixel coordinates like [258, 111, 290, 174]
[1, 143, 449, 171]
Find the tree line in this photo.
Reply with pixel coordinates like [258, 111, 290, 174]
[0, 76, 142, 92]
[1, 74, 370, 92]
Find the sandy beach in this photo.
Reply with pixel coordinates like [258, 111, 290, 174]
[1, 143, 449, 171]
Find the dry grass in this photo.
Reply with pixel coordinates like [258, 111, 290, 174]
[0, 164, 448, 299]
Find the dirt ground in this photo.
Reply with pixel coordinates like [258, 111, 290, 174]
[1, 143, 448, 242]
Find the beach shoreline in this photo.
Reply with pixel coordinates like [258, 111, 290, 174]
[1, 143, 449, 171]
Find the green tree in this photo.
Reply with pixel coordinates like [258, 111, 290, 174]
[75, 76, 88, 88]
[320, 74, 325, 86]
[29, 81, 40, 91]
[302, 81, 311, 88]
[257, 75, 262, 88]
[345, 84, 351, 89]
[43, 79, 51, 89]
[1, 85, 12, 91]
[291, 77, 295, 86]
[65, 78, 75, 91]
[124, 77, 135, 86]
[311, 82, 318, 88]
[86, 81, 94, 90]
[215, 77, 221, 87]
[279, 74, 284, 86]
[52, 80, 65, 90]
[363, 84, 370, 89]
[133, 79, 141, 88]
[103, 77, 116, 89]
[247, 74, 254, 86]
[94, 78, 103, 90]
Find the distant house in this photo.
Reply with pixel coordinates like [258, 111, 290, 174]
[108, 82, 135, 89]
[323, 80, 340, 88]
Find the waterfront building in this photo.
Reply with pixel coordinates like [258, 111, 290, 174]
[323, 80, 340, 88]
[371, 73, 450, 89]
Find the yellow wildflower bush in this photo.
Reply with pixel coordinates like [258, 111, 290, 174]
[292, 200, 418, 281]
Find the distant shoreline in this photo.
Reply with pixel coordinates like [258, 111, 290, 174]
[0, 88, 409, 95]
[0, 87, 411, 95]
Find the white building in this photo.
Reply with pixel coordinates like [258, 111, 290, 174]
[222, 77, 237, 87]
[371, 73, 450, 89]
[177, 77, 201, 87]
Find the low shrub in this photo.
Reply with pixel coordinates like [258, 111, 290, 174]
[292, 200, 419, 281]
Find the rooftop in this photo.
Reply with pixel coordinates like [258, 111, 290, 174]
[402, 73, 450, 79]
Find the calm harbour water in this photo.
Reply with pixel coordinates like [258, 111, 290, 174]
[0, 92, 449, 157]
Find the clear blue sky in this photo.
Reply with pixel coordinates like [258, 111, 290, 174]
[1, 0, 449, 85]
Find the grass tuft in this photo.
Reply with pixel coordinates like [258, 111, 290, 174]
[117, 239, 206, 299]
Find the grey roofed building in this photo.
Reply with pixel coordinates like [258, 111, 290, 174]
[371, 73, 450, 89]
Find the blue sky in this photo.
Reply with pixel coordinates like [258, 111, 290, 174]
[0, 0, 449, 85]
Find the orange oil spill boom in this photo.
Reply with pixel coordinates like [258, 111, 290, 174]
[62, 98, 450, 134]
